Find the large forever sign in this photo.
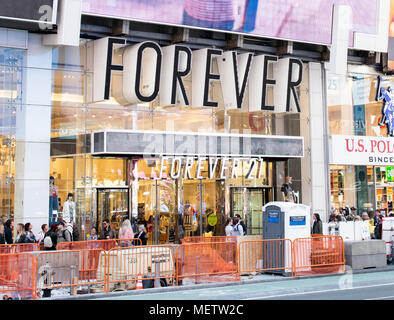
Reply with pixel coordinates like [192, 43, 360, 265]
[91, 37, 303, 112]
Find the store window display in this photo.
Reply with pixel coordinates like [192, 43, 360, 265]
[281, 176, 299, 203]
[49, 176, 59, 225]
[328, 73, 394, 215]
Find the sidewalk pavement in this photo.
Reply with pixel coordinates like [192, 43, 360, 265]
[48, 263, 394, 300]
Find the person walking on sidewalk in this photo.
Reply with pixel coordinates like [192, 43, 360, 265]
[232, 217, 244, 237]
[361, 212, 371, 240]
[312, 213, 323, 235]
[25, 223, 37, 243]
[100, 219, 116, 239]
[57, 221, 72, 244]
[225, 217, 233, 236]
[374, 215, 383, 240]
[4, 219, 13, 244]
[135, 225, 148, 246]
[87, 227, 98, 240]
[118, 219, 134, 247]
[0, 223, 5, 245]
[15, 223, 26, 244]
[43, 224, 58, 251]
[235, 214, 247, 235]
[36, 224, 49, 245]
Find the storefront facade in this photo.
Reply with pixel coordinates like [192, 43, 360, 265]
[0, 25, 324, 241]
[328, 68, 394, 215]
[5, 0, 387, 240]
[46, 38, 313, 243]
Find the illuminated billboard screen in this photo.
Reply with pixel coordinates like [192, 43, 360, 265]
[388, 0, 394, 70]
[82, 0, 377, 47]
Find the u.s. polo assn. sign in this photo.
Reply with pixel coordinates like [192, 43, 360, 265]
[330, 135, 394, 166]
[89, 37, 303, 112]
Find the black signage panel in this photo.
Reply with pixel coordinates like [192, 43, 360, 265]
[95, 130, 304, 158]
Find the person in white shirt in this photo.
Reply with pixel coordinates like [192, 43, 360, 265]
[361, 212, 371, 240]
[62, 193, 76, 225]
[36, 224, 49, 244]
[225, 217, 233, 236]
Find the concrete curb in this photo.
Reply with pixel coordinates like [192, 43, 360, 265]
[47, 264, 394, 300]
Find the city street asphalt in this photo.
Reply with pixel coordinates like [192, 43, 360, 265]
[58, 266, 394, 300]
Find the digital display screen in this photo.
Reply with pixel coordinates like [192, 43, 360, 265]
[0, 0, 57, 23]
[82, 0, 376, 47]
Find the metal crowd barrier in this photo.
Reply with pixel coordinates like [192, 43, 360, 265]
[0, 235, 346, 299]
[292, 235, 345, 276]
[35, 249, 106, 297]
[0, 253, 37, 300]
[0, 243, 40, 254]
[176, 241, 240, 285]
[56, 238, 142, 251]
[238, 239, 293, 276]
[103, 245, 176, 292]
[181, 236, 237, 244]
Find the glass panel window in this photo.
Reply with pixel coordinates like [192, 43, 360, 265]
[327, 73, 390, 137]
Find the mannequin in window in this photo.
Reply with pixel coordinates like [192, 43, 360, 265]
[49, 176, 59, 225]
[281, 176, 296, 202]
[62, 193, 76, 225]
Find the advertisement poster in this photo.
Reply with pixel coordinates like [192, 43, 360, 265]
[82, 0, 376, 47]
[388, 0, 394, 70]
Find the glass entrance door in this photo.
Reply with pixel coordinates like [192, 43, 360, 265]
[97, 188, 129, 236]
[136, 179, 178, 244]
[230, 187, 272, 235]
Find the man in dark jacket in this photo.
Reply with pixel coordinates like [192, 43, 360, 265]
[4, 219, 13, 244]
[44, 224, 58, 250]
[72, 223, 79, 242]
[374, 216, 383, 240]
[57, 221, 72, 244]
[100, 219, 116, 239]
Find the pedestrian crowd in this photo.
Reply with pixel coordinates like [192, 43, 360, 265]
[0, 216, 148, 249]
[326, 206, 393, 240]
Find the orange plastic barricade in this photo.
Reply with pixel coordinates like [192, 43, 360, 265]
[181, 236, 237, 244]
[103, 245, 175, 292]
[238, 239, 293, 276]
[115, 238, 142, 247]
[57, 240, 117, 251]
[292, 235, 345, 277]
[176, 242, 240, 285]
[57, 239, 142, 251]
[0, 243, 40, 254]
[35, 249, 106, 298]
[0, 253, 37, 300]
